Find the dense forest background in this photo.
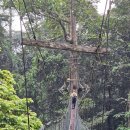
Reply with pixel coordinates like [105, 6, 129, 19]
[0, 0, 130, 130]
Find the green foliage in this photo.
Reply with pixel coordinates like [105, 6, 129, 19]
[114, 112, 126, 119]
[80, 98, 94, 110]
[86, 110, 114, 128]
[112, 64, 130, 72]
[0, 70, 42, 129]
[117, 126, 130, 130]
[114, 107, 130, 130]
[93, 110, 113, 125]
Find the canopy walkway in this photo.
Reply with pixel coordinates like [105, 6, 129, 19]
[41, 98, 89, 130]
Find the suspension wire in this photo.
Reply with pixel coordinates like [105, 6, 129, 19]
[18, 2, 30, 130]
[11, 0, 45, 61]
[97, 0, 109, 48]
[96, 0, 109, 59]
[20, 19, 30, 130]
[105, 1, 113, 130]
[101, 1, 112, 130]
[89, 58, 97, 130]
[12, 0, 44, 61]
[93, 0, 111, 128]
[95, 0, 109, 64]
[106, 0, 112, 49]
[101, 71, 106, 130]
[22, 0, 36, 40]
[11, 0, 32, 40]
[94, 14, 109, 129]
[11, 0, 44, 77]
[21, 2, 69, 129]
[26, 0, 45, 60]
[10, 0, 44, 129]
[99, 0, 109, 39]
[21, 0, 46, 61]
[29, 0, 39, 28]
[19, 1, 66, 128]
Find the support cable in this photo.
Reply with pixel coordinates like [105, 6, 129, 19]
[11, 0, 45, 61]
[97, 0, 109, 48]
[101, 1, 112, 130]
[19, 4, 30, 130]
[89, 59, 97, 130]
[22, 0, 36, 40]
[21, 0, 45, 61]
[25, 0, 45, 60]
[96, 0, 109, 63]
[10, 0, 44, 129]
[11, 0, 44, 68]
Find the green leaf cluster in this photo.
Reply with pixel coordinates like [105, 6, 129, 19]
[0, 70, 42, 129]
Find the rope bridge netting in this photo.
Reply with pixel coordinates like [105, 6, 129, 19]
[40, 98, 89, 130]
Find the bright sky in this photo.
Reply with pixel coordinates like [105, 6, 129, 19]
[12, 0, 110, 31]
[12, 16, 21, 31]
[97, 0, 108, 15]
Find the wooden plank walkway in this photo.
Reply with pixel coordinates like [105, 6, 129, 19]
[69, 108, 76, 130]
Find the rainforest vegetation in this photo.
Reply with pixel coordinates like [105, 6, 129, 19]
[0, 0, 130, 130]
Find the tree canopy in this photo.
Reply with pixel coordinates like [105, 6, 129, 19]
[0, 70, 42, 129]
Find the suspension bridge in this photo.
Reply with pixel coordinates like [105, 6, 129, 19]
[40, 99, 89, 130]
[11, 0, 112, 129]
